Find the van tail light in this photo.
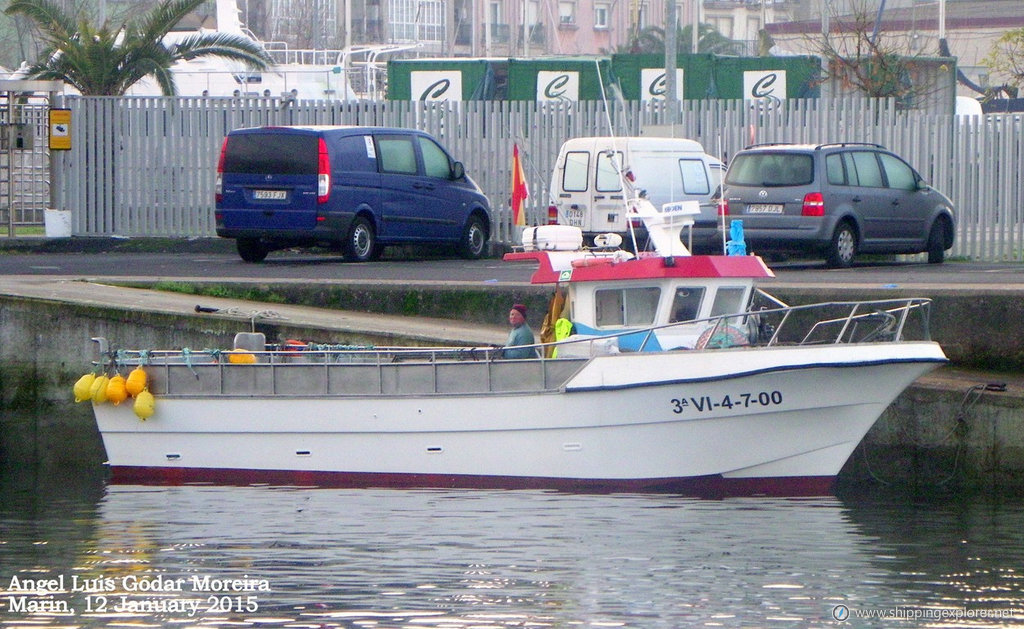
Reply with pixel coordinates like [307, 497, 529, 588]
[547, 205, 559, 225]
[802, 192, 825, 216]
[215, 137, 227, 203]
[317, 137, 330, 204]
[717, 198, 729, 216]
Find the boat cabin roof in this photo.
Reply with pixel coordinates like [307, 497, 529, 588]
[503, 251, 775, 285]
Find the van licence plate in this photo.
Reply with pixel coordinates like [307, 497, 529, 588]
[565, 208, 584, 227]
[746, 203, 783, 214]
[253, 190, 287, 200]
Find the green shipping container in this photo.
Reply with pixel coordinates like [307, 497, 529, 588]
[387, 58, 506, 101]
[506, 56, 618, 102]
[710, 56, 821, 100]
[611, 54, 821, 101]
[611, 54, 716, 101]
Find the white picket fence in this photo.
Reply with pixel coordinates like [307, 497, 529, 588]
[52, 96, 1024, 261]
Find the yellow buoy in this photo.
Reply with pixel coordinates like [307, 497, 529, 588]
[125, 366, 148, 397]
[226, 349, 257, 364]
[73, 373, 96, 403]
[107, 374, 128, 406]
[90, 374, 110, 404]
[133, 388, 156, 420]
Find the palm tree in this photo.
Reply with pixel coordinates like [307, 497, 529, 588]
[5, 0, 273, 95]
[624, 24, 746, 57]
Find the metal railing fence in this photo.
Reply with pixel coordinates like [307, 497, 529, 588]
[51, 96, 1024, 261]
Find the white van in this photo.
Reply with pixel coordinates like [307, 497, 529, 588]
[547, 136, 725, 251]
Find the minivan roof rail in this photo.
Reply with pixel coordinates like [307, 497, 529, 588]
[742, 142, 794, 149]
[813, 142, 886, 150]
[741, 142, 886, 150]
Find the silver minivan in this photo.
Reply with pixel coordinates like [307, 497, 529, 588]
[721, 142, 955, 267]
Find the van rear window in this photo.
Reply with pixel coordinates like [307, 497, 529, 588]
[562, 151, 590, 192]
[223, 134, 317, 175]
[725, 153, 814, 187]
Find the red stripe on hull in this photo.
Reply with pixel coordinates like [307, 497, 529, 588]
[109, 466, 835, 497]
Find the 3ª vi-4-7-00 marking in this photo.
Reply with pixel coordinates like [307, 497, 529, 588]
[670, 390, 783, 414]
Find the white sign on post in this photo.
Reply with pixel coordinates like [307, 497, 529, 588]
[536, 71, 579, 102]
[640, 69, 685, 101]
[410, 71, 463, 102]
[743, 70, 787, 102]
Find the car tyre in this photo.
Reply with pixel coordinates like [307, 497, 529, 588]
[344, 216, 382, 262]
[236, 238, 268, 263]
[826, 221, 857, 268]
[459, 216, 488, 259]
[926, 220, 947, 264]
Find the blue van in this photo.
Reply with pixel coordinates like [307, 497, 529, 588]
[215, 126, 492, 262]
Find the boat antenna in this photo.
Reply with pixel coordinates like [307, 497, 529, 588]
[718, 135, 727, 254]
[596, 59, 641, 253]
[595, 59, 615, 137]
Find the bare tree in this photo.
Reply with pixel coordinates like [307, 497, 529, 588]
[807, 0, 931, 108]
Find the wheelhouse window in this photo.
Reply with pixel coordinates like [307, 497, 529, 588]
[595, 287, 661, 327]
[563, 151, 590, 191]
[669, 287, 706, 322]
[710, 287, 747, 317]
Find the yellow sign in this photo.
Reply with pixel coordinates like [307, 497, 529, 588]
[49, 108, 71, 150]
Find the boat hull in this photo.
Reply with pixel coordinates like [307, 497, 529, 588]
[93, 343, 946, 496]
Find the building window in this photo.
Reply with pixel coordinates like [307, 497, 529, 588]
[390, 0, 445, 43]
[559, 1, 575, 25]
[527, 0, 538, 24]
[594, 4, 609, 29]
[635, 1, 648, 30]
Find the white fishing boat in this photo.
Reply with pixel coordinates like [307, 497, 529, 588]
[88, 200, 946, 496]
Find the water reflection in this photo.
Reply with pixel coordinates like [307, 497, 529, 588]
[1, 476, 1022, 627]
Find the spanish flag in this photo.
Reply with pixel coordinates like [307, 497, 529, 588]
[511, 143, 529, 227]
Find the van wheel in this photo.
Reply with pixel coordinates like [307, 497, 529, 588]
[236, 238, 268, 263]
[459, 216, 488, 259]
[344, 216, 381, 262]
[926, 220, 947, 264]
[826, 221, 857, 268]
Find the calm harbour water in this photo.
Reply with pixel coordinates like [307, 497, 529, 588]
[1, 471, 1023, 628]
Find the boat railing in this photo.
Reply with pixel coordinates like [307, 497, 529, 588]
[93, 340, 592, 398]
[90, 297, 932, 398]
[638, 296, 933, 350]
[586, 296, 932, 353]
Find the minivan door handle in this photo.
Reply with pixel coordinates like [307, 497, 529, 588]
[413, 182, 435, 191]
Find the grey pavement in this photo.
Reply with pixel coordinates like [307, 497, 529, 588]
[0, 275, 508, 346]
